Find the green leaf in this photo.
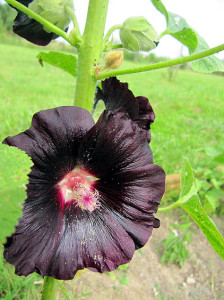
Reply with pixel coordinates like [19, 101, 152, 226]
[179, 160, 224, 260]
[204, 145, 224, 158]
[180, 159, 196, 200]
[190, 35, 224, 73]
[167, 13, 198, 53]
[151, 1, 198, 52]
[108, 272, 117, 281]
[0, 144, 32, 244]
[137, 249, 144, 256]
[37, 51, 78, 77]
[118, 274, 129, 286]
[117, 263, 129, 271]
[180, 195, 224, 260]
[205, 189, 224, 210]
[151, 0, 169, 23]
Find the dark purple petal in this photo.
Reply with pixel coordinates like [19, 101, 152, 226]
[95, 164, 165, 249]
[95, 78, 155, 141]
[45, 207, 135, 279]
[78, 109, 152, 178]
[4, 190, 64, 276]
[3, 107, 95, 277]
[135, 96, 155, 141]
[78, 109, 165, 250]
[4, 107, 95, 184]
[13, 12, 59, 46]
[95, 77, 139, 120]
[3, 106, 165, 280]
[135, 96, 155, 130]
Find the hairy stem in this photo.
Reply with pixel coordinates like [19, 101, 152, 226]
[159, 29, 169, 39]
[65, 6, 81, 41]
[5, 0, 71, 43]
[97, 43, 224, 79]
[74, 0, 109, 112]
[158, 201, 181, 213]
[41, 277, 57, 300]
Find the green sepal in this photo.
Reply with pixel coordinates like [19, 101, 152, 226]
[29, 0, 73, 32]
[119, 17, 159, 52]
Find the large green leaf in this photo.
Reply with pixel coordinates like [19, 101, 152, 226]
[167, 13, 198, 53]
[37, 51, 78, 77]
[180, 195, 224, 259]
[190, 35, 224, 73]
[0, 144, 32, 244]
[179, 160, 224, 260]
[151, 0, 198, 52]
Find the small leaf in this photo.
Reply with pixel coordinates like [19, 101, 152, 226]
[118, 274, 129, 286]
[190, 35, 224, 73]
[108, 272, 117, 281]
[151, 0, 169, 23]
[0, 144, 32, 244]
[117, 263, 129, 271]
[180, 195, 224, 260]
[205, 189, 224, 210]
[137, 249, 144, 256]
[204, 145, 224, 158]
[151, 1, 198, 52]
[180, 159, 196, 200]
[37, 51, 78, 77]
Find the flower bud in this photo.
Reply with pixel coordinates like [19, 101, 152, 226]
[105, 50, 123, 69]
[28, 0, 73, 32]
[69, 28, 81, 47]
[120, 17, 159, 52]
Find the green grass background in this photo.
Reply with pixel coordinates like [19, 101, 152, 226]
[1, 43, 224, 174]
[0, 43, 224, 299]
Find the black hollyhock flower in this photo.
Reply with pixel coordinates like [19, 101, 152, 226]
[3, 106, 165, 280]
[95, 77, 155, 141]
[10, 0, 70, 46]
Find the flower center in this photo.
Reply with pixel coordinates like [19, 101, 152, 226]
[59, 168, 99, 212]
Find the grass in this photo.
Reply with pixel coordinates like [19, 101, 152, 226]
[1, 43, 223, 175]
[0, 42, 224, 299]
[120, 65, 224, 173]
[0, 245, 42, 299]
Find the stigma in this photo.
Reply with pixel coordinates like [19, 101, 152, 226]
[58, 168, 99, 212]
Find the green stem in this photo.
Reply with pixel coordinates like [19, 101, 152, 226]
[74, 0, 109, 111]
[41, 276, 57, 300]
[158, 201, 181, 213]
[159, 29, 169, 39]
[104, 24, 123, 43]
[5, 0, 71, 44]
[97, 43, 224, 79]
[112, 44, 123, 50]
[65, 6, 81, 41]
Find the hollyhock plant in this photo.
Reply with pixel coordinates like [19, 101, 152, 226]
[95, 77, 155, 141]
[3, 95, 165, 280]
[10, 0, 73, 45]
